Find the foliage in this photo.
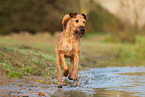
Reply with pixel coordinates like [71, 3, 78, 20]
[0, 0, 125, 35]
[86, 1, 125, 33]
[0, 0, 80, 34]
[116, 36, 145, 59]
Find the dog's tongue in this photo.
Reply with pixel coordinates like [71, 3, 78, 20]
[78, 32, 82, 35]
[77, 31, 85, 37]
[74, 30, 85, 38]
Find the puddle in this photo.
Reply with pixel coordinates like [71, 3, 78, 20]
[78, 67, 145, 97]
[1, 67, 145, 97]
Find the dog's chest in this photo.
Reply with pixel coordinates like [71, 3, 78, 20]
[64, 41, 73, 52]
[61, 37, 80, 52]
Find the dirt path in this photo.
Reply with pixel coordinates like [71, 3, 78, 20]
[0, 76, 57, 97]
[1, 66, 145, 97]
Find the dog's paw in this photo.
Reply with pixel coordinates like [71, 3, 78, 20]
[63, 69, 69, 77]
[73, 77, 78, 81]
[68, 73, 73, 80]
[58, 82, 63, 88]
[72, 74, 78, 81]
[68, 74, 73, 80]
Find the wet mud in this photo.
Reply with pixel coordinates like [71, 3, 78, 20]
[1, 67, 145, 97]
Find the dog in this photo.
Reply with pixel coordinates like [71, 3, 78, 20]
[55, 12, 88, 88]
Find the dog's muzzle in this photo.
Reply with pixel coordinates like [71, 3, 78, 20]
[80, 27, 85, 32]
[74, 27, 86, 37]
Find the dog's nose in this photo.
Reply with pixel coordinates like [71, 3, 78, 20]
[80, 27, 85, 32]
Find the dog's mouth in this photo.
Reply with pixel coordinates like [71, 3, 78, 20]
[74, 27, 86, 38]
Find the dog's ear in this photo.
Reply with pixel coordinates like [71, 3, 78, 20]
[62, 13, 77, 29]
[82, 13, 89, 20]
[69, 12, 77, 18]
[62, 14, 70, 29]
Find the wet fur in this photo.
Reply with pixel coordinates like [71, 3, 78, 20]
[55, 13, 88, 88]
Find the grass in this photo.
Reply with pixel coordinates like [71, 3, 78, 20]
[115, 36, 145, 65]
[0, 33, 145, 78]
[0, 33, 57, 78]
[81, 32, 145, 67]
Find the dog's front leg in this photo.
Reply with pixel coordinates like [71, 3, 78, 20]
[59, 53, 69, 77]
[72, 53, 79, 81]
[68, 57, 74, 80]
[57, 54, 63, 88]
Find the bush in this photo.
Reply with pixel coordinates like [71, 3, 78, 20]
[116, 36, 145, 59]
[0, 0, 80, 34]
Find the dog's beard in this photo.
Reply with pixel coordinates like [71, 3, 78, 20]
[74, 28, 86, 38]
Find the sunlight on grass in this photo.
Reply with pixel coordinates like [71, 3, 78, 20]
[0, 33, 145, 78]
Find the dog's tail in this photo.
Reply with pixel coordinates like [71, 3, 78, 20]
[62, 14, 70, 30]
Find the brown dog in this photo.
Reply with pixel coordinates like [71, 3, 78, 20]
[55, 12, 88, 88]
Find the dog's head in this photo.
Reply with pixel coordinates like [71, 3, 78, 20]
[62, 12, 88, 37]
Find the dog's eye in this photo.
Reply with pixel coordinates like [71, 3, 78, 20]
[83, 21, 86, 23]
[75, 20, 79, 23]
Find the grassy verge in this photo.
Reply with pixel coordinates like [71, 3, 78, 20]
[0, 33, 57, 78]
[115, 36, 145, 66]
[0, 33, 145, 78]
[81, 33, 145, 67]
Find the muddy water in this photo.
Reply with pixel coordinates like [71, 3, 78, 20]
[1, 67, 145, 97]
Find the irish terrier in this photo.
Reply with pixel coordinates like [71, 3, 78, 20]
[55, 12, 88, 88]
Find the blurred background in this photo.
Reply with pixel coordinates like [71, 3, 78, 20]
[0, 0, 145, 81]
[0, 0, 144, 36]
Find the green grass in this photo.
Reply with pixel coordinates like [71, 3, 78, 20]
[0, 33, 145, 78]
[0, 33, 58, 78]
[115, 36, 145, 65]
[8, 71, 23, 79]
[81, 33, 145, 67]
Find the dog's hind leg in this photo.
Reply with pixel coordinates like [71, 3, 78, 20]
[68, 57, 74, 80]
[57, 54, 63, 88]
[59, 53, 69, 77]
